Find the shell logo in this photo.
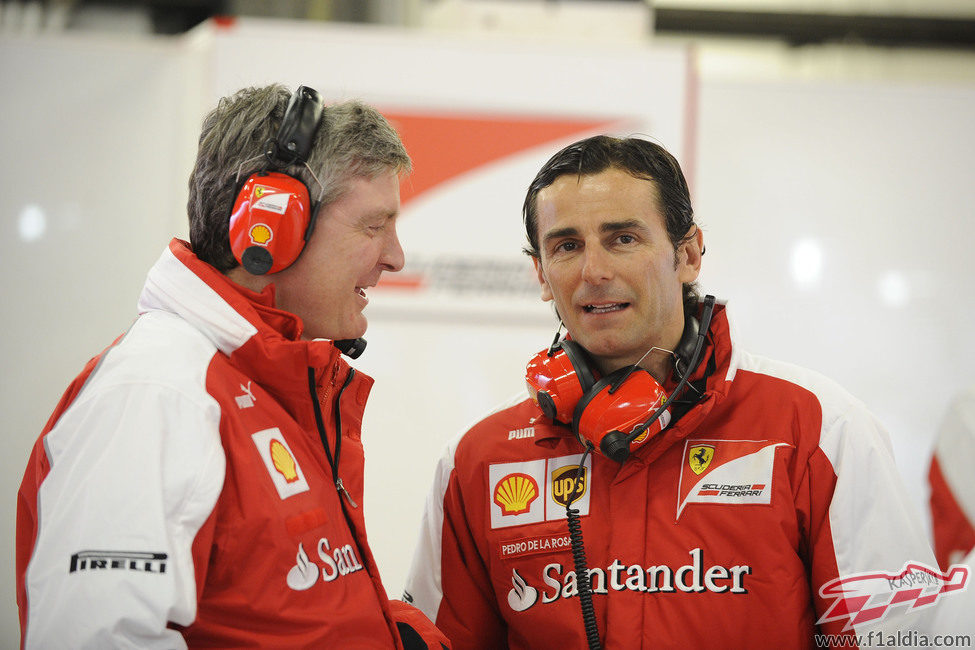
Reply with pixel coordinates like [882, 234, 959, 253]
[249, 223, 273, 245]
[270, 439, 299, 483]
[493, 473, 539, 516]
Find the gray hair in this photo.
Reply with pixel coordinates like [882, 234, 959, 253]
[188, 84, 411, 271]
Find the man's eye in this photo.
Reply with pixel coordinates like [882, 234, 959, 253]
[617, 234, 636, 245]
[554, 241, 578, 253]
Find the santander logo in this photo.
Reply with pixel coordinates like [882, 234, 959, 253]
[508, 569, 539, 612]
[286, 539, 364, 592]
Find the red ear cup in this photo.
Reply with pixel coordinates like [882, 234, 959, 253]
[229, 172, 312, 275]
[525, 339, 670, 461]
[525, 340, 596, 425]
[573, 367, 670, 457]
[526, 347, 584, 424]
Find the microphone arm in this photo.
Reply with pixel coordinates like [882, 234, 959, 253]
[600, 295, 715, 462]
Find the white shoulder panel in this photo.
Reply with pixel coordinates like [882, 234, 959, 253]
[25, 311, 226, 649]
[734, 349, 937, 634]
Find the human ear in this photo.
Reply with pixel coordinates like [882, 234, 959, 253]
[678, 225, 704, 283]
[533, 256, 554, 302]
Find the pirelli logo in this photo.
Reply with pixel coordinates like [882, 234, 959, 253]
[69, 550, 168, 574]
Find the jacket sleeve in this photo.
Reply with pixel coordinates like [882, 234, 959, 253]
[802, 396, 940, 637]
[404, 438, 507, 650]
[18, 379, 225, 649]
[389, 598, 452, 650]
[928, 387, 975, 569]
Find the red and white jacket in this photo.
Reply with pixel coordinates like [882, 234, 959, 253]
[405, 303, 942, 649]
[928, 385, 975, 569]
[17, 239, 446, 649]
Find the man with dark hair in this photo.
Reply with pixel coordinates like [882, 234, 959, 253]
[17, 84, 448, 649]
[405, 135, 941, 648]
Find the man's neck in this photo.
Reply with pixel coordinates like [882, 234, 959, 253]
[225, 266, 271, 294]
[595, 347, 676, 386]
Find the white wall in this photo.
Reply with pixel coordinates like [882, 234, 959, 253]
[695, 65, 975, 519]
[2, 19, 974, 645]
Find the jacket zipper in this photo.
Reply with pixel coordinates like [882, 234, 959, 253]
[335, 477, 358, 508]
[306, 366, 396, 644]
[307, 366, 358, 508]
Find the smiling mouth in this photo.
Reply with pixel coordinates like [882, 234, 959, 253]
[583, 302, 629, 314]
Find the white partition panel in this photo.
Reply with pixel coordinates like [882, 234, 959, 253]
[0, 32, 206, 641]
[695, 77, 975, 528]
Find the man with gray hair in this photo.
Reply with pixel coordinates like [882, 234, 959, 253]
[17, 84, 448, 649]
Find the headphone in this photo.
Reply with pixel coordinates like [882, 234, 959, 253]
[526, 295, 715, 463]
[225, 87, 368, 361]
[229, 86, 325, 276]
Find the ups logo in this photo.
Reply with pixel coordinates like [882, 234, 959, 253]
[551, 464, 588, 507]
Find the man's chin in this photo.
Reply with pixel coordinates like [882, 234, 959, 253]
[571, 332, 640, 364]
[572, 338, 621, 362]
[303, 319, 367, 343]
[337, 316, 368, 342]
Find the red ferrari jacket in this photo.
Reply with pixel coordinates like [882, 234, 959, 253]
[405, 303, 943, 649]
[17, 239, 446, 649]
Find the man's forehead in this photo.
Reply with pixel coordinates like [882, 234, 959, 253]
[540, 170, 658, 209]
[541, 218, 653, 239]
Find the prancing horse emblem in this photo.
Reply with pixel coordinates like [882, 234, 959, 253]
[689, 445, 715, 475]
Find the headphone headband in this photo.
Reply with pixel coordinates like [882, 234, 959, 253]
[265, 86, 324, 166]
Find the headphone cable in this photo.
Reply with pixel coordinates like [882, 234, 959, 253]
[565, 446, 602, 650]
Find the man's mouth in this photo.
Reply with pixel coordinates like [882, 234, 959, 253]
[583, 302, 629, 314]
